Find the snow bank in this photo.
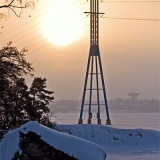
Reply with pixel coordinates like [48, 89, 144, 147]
[56, 124, 160, 153]
[0, 122, 106, 160]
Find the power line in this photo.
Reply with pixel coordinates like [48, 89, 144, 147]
[103, 16, 160, 21]
[1, 0, 158, 35]
[1, 15, 87, 44]
[1, 0, 157, 39]
[1, 21, 42, 43]
[18, 18, 87, 48]
[0, 0, 48, 29]
[0, 1, 88, 43]
[26, 23, 90, 55]
[103, 1, 160, 2]
[1, 13, 84, 43]
[1, 0, 86, 37]
[1, 0, 82, 31]
[1, 0, 159, 54]
[12, 16, 88, 50]
[27, 20, 89, 50]
[2, 14, 159, 49]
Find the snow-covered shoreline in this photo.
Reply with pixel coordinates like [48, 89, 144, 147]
[0, 122, 159, 160]
[56, 124, 160, 159]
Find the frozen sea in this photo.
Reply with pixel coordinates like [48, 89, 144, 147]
[52, 112, 160, 160]
[52, 112, 160, 131]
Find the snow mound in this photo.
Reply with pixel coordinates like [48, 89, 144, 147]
[0, 122, 106, 160]
[56, 124, 160, 153]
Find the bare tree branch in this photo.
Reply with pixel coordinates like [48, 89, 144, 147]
[8, 6, 22, 17]
[0, 0, 38, 20]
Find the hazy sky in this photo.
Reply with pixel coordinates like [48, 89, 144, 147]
[0, 0, 160, 100]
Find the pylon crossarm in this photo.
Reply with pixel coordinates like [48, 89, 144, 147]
[84, 12, 104, 15]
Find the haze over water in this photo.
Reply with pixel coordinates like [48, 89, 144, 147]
[0, 0, 159, 101]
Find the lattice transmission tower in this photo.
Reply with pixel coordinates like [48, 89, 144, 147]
[78, 0, 111, 125]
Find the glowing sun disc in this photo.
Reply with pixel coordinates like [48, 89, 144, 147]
[42, 0, 82, 46]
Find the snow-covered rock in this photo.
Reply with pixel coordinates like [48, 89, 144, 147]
[0, 122, 107, 160]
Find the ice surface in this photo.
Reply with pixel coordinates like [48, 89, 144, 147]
[52, 112, 160, 131]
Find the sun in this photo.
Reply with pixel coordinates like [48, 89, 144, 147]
[42, 0, 83, 46]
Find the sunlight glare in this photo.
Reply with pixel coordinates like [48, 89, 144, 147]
[42, 0, 83, 46]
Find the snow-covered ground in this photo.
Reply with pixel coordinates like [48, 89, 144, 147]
[52, 112, 160, 160]
[0, 121, 106, 160]
[1, 112, 159, 160]
[56, 124, 160, 160]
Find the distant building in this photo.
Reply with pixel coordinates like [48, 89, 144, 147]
[127, 92, 140, 103]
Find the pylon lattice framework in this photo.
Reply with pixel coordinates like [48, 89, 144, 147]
[78, 0, 111, 124]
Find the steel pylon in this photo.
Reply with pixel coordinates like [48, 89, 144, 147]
[78, 0, 111, 125]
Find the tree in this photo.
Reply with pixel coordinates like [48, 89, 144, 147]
[0, 43, 55, 129]
[0, 0, 38, 20]
[10, 78, 29, 126]
[0, 42, 34, 129]
[0, 41, 34, 103]
[27, 77, 54, 124]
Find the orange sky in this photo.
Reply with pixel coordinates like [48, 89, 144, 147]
[0, 0, 160, 100]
